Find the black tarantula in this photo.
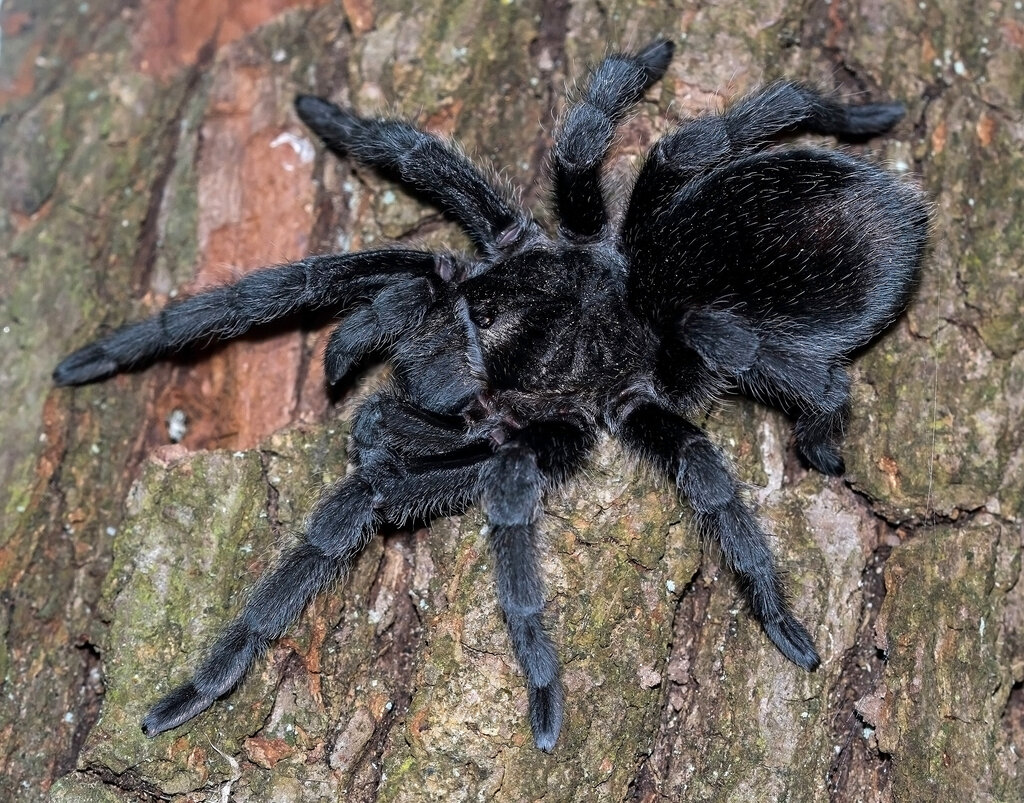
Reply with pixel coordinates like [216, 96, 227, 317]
[54, 39, 927, 751]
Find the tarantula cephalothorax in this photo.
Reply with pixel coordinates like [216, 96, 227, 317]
[55, 39, 927, 751]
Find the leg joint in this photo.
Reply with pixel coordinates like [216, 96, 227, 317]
[480, 444, 543, 527]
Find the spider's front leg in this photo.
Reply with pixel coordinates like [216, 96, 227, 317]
[611, 396, 820, 670]
[321, 270, 437, 385]
[553, 38, 674, 239]
[53, 249, 444, 386]
[326, 277, 494, 416]
[295, 97, 528, 255]
[141, 393, 595, 749]
[141, 475, 380, 735]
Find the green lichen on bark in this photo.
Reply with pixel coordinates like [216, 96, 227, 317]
[872, 517, 1022, 800]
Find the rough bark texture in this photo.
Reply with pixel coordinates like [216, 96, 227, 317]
[1, 0, 1021, 800]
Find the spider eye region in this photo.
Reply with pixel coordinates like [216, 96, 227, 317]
[470, 307, 495, 329]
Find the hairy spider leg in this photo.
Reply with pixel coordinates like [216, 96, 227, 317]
[142, 392, 492, 737]
[553, 38, 674, 239]
[141, 481, 377, 736]
[479, 420, 598, 751]
[623, 80, 906, 218]
[322, 268, 491, 418]
[620, 82, 908, 387]
[364, 403, 601, 751]
[676, 304, 854, 475]
[323, 274, 436, 384]
[295, 96, 527, 255]
[53, 250, 442, 386]
[614, 400, 820, 670]
[791, 366, 852, 477]
[739, 360, 854, 476]
[141, 389, 596, 747]
[349, 389, 494, 486]
[349, 389, 476, 456]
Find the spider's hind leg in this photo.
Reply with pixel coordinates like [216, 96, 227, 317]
[612, 398, 820, 670]
[624, 81, 905, 234]
[674, 309, 852, 475]
[739, 358, 852, 476]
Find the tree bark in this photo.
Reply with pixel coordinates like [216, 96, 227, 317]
[1, 0, 1021, 800]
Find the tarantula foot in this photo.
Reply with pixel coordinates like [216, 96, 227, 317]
[799, 440, 846, 477]
[528, 682, 565, 753]
[764, 614, 821, 672]
[841, 102, 906, 138]
[634, 37, 675, 81]
[53, 344, 119, 386]
[141, 681, 215, 737]
[293, 94, 355, 142]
